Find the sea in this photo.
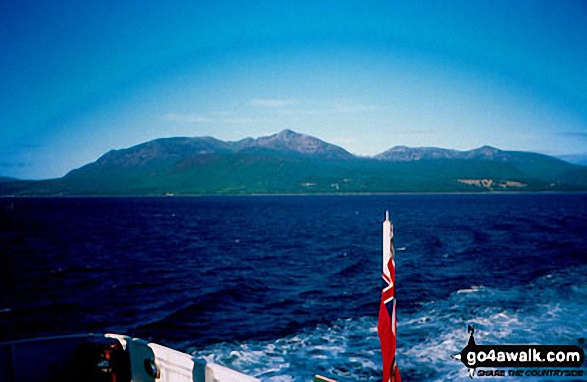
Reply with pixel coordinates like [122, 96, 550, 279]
[1, 194, 586, 381]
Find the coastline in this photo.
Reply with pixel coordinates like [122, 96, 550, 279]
[2, 190, 587, 199]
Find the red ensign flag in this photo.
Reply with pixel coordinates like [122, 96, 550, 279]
[378, 212, 401, 382]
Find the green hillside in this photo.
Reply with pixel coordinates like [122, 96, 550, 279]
[1, 131, 587, 196]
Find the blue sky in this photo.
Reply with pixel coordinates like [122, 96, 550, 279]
[2, 1, 587, 179]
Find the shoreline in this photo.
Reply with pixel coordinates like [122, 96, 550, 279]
[2, 190, 587, 199]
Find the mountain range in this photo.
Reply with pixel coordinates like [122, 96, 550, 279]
[2, 129, 587, 195]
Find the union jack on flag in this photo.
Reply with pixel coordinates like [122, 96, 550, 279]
[378, 212, 401, 382]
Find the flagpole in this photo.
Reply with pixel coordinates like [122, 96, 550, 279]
[378, 211, 401, 382]
[382, 211, 391, 282]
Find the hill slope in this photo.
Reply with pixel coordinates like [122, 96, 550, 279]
[2, 130, 587, 195]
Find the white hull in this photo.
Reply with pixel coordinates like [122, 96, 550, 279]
[0, 333, 258, 382]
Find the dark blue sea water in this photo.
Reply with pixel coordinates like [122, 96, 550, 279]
[1, 194, 586, 381]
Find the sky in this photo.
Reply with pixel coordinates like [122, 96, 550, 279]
[1, 1, 587, 179]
